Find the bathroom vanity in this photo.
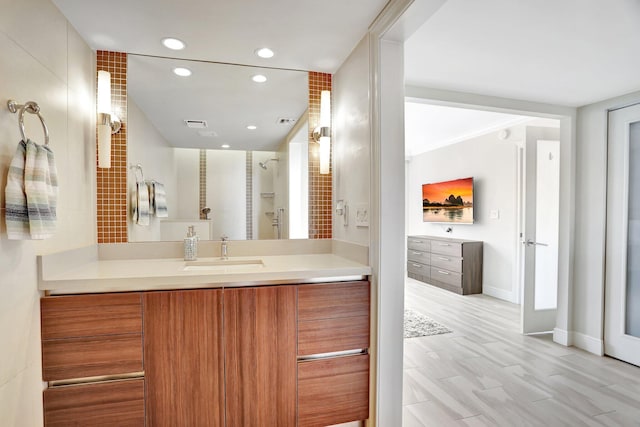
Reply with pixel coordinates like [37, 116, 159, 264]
[38, 241, 371, 427]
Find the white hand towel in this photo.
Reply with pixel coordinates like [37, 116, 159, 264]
[24, 140, 58, 239]
[5, 141, 29, 239]
[152, 182, 168, 218]
[136, 181, 150, 226]
[147, 181, 155, 216]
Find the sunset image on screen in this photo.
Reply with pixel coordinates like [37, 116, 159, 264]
[422, 177, 474, 223]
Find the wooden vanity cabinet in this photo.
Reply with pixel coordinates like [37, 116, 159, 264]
[224, 286, 297, 427]
[41, 280, 370, 427]
[297, 281, 371, 427]
[143, 289, 225, 427]
[40, 293, 144, 426]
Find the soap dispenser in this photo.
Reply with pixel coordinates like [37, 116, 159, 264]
[184, 226, 198, 261]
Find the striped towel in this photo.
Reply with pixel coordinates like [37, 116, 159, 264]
[24, 141, 58, 239]
[5, 141, 29, 239]
[136, 181, 150, 226]
[152, 182, 168, 218]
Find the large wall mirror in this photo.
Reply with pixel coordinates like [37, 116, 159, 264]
[126, 54, 312, 242]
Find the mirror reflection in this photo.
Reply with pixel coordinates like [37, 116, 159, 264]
[126, 54, 309, 241]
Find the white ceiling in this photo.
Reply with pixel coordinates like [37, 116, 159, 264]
[405, 0, 640, 107]
[405, 102, 530, 156]
[52, 0, 389, 73]
[128, 55, 308, 151]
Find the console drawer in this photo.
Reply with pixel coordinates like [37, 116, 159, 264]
[407, 261, 429, 277]
[407, 249, 430, 265]
[429, 240, 462, 257]
[407, 237, 429, 252]
[430, 254, 462, 273]
[430, 267, 462, 288]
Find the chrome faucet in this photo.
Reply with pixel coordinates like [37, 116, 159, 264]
[220, 235, 229, 260]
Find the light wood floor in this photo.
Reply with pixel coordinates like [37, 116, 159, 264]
[403, 278, 640, 426]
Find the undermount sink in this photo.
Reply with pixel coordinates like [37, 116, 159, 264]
[183, 259, 264, 272]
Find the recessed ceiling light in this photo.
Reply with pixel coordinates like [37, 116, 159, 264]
[173, 67, 192, 77]
[255, 48, 274, 58]
[162, 38, 186, 50]
[252, 74, 267, 83]
[221, 144, 230, 149]
[247, 125, 257, 130]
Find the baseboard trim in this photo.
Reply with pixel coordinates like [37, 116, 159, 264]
[553, 328, 604, 355]
[483, 285, 517, 303]
[571, 331, 604, 356]
[553, 328, 570, 346]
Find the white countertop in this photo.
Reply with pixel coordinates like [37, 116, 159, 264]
[39, 253, 372, 295]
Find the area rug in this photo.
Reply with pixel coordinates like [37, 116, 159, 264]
[404, 309, 452, 338]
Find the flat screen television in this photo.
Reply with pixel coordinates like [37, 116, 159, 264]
[422, 177, 474, 224]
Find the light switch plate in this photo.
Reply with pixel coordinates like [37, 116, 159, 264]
[355, 205, 369, 227]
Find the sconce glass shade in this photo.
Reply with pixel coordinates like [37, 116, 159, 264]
[98, 123, 111, 168]
[319, 136, 330, 174]
[320, 90, 331, 128]
[97, 70, 111, 114]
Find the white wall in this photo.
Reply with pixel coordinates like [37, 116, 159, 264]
[174, 148, 200, 219]
[406, 128, 521, 301]
[333, 35, 371, 245]
[0, 0, 95, 423]
[208, 150, 246, 240]
[127, 99, 177, 242]
[573, 90, 640, 354]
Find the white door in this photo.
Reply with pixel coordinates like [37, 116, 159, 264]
[605, 103, 640, 366]
[521, 139, 560, 334]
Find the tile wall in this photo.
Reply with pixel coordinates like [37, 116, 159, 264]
[96, 51, 127, 243]
[308, 72, 333, 239]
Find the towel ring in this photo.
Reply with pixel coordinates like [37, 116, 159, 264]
[129, 163, 144, 183]
[7, 100, 50, 145]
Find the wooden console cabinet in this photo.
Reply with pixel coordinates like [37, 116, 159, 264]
[407, 235, 483, 295]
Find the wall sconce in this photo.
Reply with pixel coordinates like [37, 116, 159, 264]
[97, 70, 121, 168]
[312, 90, 331, 175]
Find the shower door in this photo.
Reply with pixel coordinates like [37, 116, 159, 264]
[605, 103, 640, 366]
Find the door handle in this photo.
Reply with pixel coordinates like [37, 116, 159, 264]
[524, 239, 548, 247]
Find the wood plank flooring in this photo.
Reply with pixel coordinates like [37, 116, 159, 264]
[403, 278, 640, 426]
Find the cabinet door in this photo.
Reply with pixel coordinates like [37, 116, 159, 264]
[224, 286, 297, 427]
[143, 290, 224, 427]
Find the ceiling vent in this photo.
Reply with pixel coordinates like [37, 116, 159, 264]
[277, 117, 296, 125]
[184, 119, 208, 129]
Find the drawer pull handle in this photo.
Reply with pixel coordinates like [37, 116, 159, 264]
[439, 243, 451, 246]
[412, 252, 421, 255]
[411, 240, 422, 244]
[438, 257, 450, 261]
[412, 264, 422, 268]
[437, 270, 450, 275]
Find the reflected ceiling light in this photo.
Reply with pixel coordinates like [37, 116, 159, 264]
[162, 37, 186, 50]
[312, 90, 331, 175]
[221, 144, 230, 149]
[252, 74, 267, 83]
[247, 125, 257, 130]
[173, 67, 192, 77]
[254, 47, 274, 58]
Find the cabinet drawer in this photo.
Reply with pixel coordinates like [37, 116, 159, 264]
[298, 354, 369, 427]
[407, 249, 430, 265]
[298, 281, 369, 321]
[430, 254, 462, 272]
[430, 267, 462, 288]
[43, 378, 145, 426]
[42, 335, 143, 381]
[429, 240, 462, 257]
[41, 293, 142, 340]
[298, 315, 369, 356]
[407, 237, 429, 252]
[407, 261, 429, 277]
